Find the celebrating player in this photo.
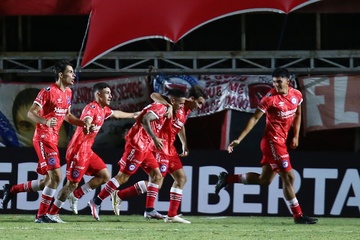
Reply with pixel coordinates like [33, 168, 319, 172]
[87, 89, 186, 221]
[215, 68, 318, 224]
[110, 85, 207, 223]
[43, 82, 138, 223]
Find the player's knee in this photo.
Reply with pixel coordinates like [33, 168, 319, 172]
[152, 174, 162, 183]
[51, 174, 62, 185]
[176, 175, 187, 187]
[259, 178, 272, 186]
[102, 172, 111, 183]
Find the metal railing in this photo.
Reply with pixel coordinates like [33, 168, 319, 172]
[1, 50, 360, 77]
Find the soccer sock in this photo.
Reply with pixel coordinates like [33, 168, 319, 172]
[95, 178, 119, 205]
[227, 174, 247, 184]
[37, 186, 56, 218]
[73, 182, 92, 199]
[288, 197, 303, 219]
[119, 180, 147, 200]
[145, 182, 159, 211]
[11, 180, 41, 193]
[48, 199, 65, 215]
[168, 187, 182, 217]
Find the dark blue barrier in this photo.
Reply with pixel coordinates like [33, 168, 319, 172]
[0, 148, 359, 217]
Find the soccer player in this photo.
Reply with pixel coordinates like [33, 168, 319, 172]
[87, 89, 186, 221]
[110, 85, 207, 223]
[44, 82, 138, 223]
[215, 68, 318, 224]
[3, 60, 85, 223]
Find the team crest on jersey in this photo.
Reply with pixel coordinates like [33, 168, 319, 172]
[72, 169, 80, 178]
[291, 97, 298, 105]
[48, 157, 56, 166]
[282, 161, 289, 168]
[67, 97, 71, 104]
[128, 164, 136, 172]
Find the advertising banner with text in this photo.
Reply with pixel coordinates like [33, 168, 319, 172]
[1, 148, 359, 217]
[154, 74, 297, 118]
[0, 76, 151, 147]
[299, 75, 360, 132]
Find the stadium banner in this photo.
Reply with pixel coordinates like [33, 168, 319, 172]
[154, 74, 298, 118]
[1, 74, 297, 148]
[1, 148, 359, 218]
[299, 75, 360, 132]
[0, 76, 151, 147]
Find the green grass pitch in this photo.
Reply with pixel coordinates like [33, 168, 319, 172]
[0, 214, 359, 240]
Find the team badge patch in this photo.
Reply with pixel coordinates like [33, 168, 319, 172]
[291, 97, 298, 105]
[67, 97, 71, 104]
[128, 164, 136, 172]
[282, 161, 289, 168]
[160, 164, 167, 173]
[72, 169, 80, 178]
[48, 157, 56, 166]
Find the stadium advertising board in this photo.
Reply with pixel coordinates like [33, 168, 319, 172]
[1, 148, 359, 217]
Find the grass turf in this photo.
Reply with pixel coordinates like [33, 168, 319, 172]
[0, 214, 359, 240]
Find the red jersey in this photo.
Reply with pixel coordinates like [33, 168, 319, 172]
[33, 83, 72, 143]
[125, 102, 168, 151]
[258, 87, 303, 142]
[67, 101, 113, 156]
[155, 105, 191, 156]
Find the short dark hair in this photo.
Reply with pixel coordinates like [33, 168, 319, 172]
[188, 85, 208, 100]
[272, 68, 290, 79]
[166, 88, 186, 98]
[54, 60, 72, 80]
[93, 82, 111, 94]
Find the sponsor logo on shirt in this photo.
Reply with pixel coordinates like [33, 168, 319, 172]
[277, 108, 297, 119]
[47, 152, 57, 157]
[54, 107, 68, 116]
[291, 97, 298, 105]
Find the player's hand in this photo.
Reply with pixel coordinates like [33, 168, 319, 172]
[179, 146, 189, 157]
[290, 137, 299, 149]
[228, 139, 240, 153]
[165, 105, 173, 118]
[133, 111, 141, 119]
[153, 137, 165, 150]
[83, 123, 95, 134]
[46, 117, 57, 127]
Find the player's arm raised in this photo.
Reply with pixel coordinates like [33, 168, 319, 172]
[112, 110, 140, 119]
[228, 109, 264, 153]
[65, 107, 85, 127]
[150, 92, 173, 118]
